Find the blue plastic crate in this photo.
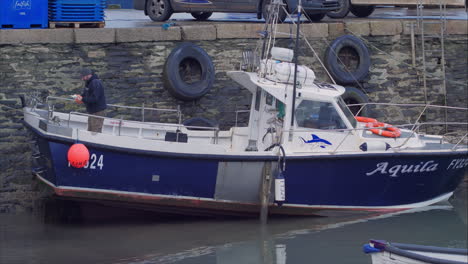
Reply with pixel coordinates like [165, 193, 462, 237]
[0, 0, 48, 29]
[49, 0, 106, 22]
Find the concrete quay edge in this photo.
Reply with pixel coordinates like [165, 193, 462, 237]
[0, 20, 465, 44]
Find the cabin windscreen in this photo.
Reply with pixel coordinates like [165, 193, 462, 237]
[295, 100, 347, 130]
[337, 98, 357, 128]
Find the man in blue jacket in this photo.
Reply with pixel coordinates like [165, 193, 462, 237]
[74, 68, 107, 133]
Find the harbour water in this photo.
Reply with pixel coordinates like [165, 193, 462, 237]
[1, 181, 466, 264]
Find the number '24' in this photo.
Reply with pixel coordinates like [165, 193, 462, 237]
[68, 154, 104, 170]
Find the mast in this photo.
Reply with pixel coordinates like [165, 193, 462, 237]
[289, 0, 302, 141]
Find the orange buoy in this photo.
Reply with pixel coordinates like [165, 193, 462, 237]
[67, 143, 90, 168]
[365, 121, 401, 138]
[355, 116, 378, 123]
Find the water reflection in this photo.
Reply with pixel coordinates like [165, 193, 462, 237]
[111, 205, 466, 264]
[1, 183, 466, 264]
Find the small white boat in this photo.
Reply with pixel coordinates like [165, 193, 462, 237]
[364, 239, 468, 264]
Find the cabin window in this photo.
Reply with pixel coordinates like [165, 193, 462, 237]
[295, 100, 347, 130]
[266, 93, 273, 106]
[255, 87, 261, 111]
[337, 98, 357, 128]
[276, 101, 285, 119]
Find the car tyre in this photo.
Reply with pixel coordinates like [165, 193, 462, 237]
[349, 4, 375, 17]
[305, 12, 326, 22]
[262, 0, 287, 23]
[146, 0, 173, 22]
[326, 0, 350, 18]
[191, 12, 213, 21]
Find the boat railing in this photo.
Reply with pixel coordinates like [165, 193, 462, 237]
[350, 102, 467, 124]
[288, 121, 468, 153]
[43, 96, 220, 142]
[235, 110, 250, 127]
[68, 111, 220, 142]
[350, 102, 467, 132]
[46, 96, 183, 124]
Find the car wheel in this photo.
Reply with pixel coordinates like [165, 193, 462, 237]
[146, 0, 173, 22]
[262, 0, 287, 23]
[326, 0, 350, 18]
[349, 4, 375, 17]
[191, 12, 213, 21]
[306, 12, 326, 22]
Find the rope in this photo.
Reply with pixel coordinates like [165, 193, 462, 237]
[345, 27, 468, 88]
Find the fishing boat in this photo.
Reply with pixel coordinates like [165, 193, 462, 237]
[364, 239, 468, 264]
[22, 1, 467, 217]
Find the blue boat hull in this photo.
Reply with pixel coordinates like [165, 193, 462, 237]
[30, 127, 468, 216]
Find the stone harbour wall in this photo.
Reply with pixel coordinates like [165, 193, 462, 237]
[0, 21, 467, 213]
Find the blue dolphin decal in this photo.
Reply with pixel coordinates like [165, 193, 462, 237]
[300, 134, 332, 148]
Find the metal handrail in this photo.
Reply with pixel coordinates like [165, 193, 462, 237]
[284, 121, 468, 153]
[43, 97, 467, 150]
[67, 111, 220, 142]
[68, 111, 218, 130]
[46, 96, 182, 123]
[289, 122, 468, 134]
[349, 102, 468, 119]
[452, 134, 468, 151]
[235, 110, 250, 127]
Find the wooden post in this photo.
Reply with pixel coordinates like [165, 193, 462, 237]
[260, 162, 272, 224]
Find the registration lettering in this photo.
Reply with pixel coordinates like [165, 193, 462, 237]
[366, 160, 438, 177]
[447, 158, 468, 170]
[68, 154, 104, 170]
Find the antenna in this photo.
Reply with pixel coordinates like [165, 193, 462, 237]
[289, 0, 302, 141]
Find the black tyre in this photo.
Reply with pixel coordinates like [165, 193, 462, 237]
[163, 43, 215, 101]
[191, 12, 213, 21]
[326, 0, 350, 18]
[146, 0, 173, 22]
[305, 12, 326, 22]
[349, 4, 375, 17]
[183, 117, 218, 130]
[262, 0, 287, 23]
[341, 86, 369, 116]
[324, 35, 371, 85]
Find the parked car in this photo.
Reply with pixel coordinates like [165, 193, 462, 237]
[133, 0, 340, 22]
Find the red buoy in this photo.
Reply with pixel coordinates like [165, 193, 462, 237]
[67, 143, 90, 168]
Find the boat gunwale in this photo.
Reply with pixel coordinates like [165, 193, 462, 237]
[382, 243, 468, 264]
[23, 119, 468, 161]
[391, 242, 468, 256]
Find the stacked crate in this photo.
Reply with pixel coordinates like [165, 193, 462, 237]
[0, 0, 48, 29]
[49, 0, 106, 27]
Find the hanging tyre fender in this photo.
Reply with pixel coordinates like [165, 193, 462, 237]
[324, 35, 371, 85]
[163, 42, 215, 101]
[341, 86, 369, 117]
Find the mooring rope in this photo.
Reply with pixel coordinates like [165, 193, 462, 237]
[344, 27, 468, 88]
